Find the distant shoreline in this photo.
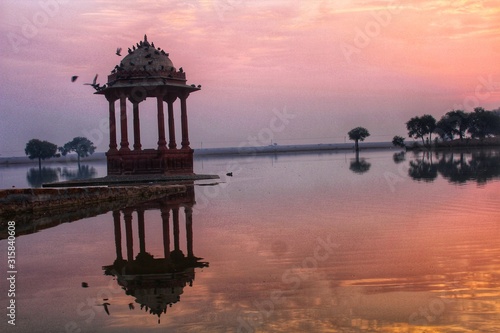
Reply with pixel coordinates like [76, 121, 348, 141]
[2, 140, 498, 166]
[0, 142, 393, 166]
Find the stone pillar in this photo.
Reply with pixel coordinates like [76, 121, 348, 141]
[137, 209, 146, 254]
[113, 211, 122, 260]
[107, 97, 118, 152]
[166, 95, 177, 149]
[185, 206, 193, 258]
[161, 207, 170, 259]
[180, 93, 190, 149]
[173, 207, 180, 251]
[124, 209, 134, 262]
[157, 95, 167, 150]
[132, 102, 141, 151]
[119, 95, 130, 151]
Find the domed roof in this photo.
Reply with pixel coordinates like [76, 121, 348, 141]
[119, 35, 175, 73]
[97, 35, 201, 96]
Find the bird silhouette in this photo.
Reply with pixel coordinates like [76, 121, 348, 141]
[132, 45, 136, 50]
[197, 85, 201, 88]
[102, 302, 110, 315]
[226, 172, 233, 177]
[81, 282, 88, 288]
[116, 47, 122, 56]
[71, 76, 78, 82]
[151, 42, 155, 48]
[179, 67, 183, 73]
[84, 74, 98, 87]
[128, 303, 134, 310]
[127, 48, 132, 54]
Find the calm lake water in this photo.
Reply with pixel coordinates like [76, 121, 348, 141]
[1, 148, 500, 333]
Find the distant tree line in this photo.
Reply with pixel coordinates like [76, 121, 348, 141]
[25, 137, 96, 169]
[393, 107, 500, 149]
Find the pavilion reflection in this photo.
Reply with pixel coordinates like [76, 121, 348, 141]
[102, 186, 208, 322]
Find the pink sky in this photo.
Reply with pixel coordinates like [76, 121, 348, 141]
[1, 0, 500, 155]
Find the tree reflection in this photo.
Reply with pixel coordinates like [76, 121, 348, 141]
[26, 167, 60, 188]
[408, 158, 438, 182]
[407, 149, 500, 184]
[392, 152, 406, 164]
[349, 152, 371, 174]
[437, 150, 500, 184]
[61, 165, 97, 180]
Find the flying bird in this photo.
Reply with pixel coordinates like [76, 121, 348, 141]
[84, 74, 98, 86]
[81, 282, 88, 288]
[116, 47, 122, 56]
[71, 76, 78, 82]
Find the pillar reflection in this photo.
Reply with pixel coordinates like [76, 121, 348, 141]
[103, 187, 208, 322]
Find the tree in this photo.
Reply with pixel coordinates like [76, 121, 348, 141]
[348, 127, 370, 152]
[25, 139, 59, 169]
[436, 110, 470, 141]
[467, 107, 500, 139]
[59, 137, 96, 166]
[406, 115, 436, 146]
[392, 136, 406, 149]
[436, 117, 455, 141]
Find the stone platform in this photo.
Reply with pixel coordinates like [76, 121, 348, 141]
[42, 173, 219, 188]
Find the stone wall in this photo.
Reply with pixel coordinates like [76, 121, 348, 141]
[0, 185, 186, 216]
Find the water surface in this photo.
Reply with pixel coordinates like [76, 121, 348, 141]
[1, 148, 499, 332]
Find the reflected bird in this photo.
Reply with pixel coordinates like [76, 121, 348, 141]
[101, 302, 110, 315]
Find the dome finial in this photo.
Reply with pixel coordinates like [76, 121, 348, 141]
[144, 34, 148, 42]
